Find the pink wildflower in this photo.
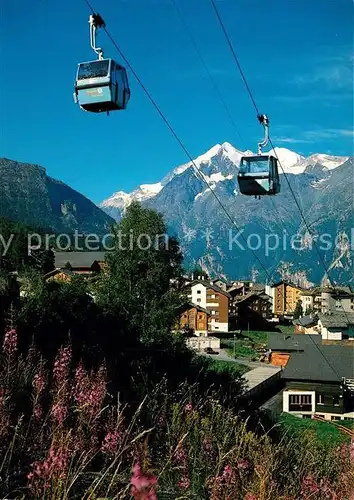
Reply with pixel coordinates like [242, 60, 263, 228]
[33, 369, 46, 396]
[33, 404, 43, 421]
[178, 475, 190, 489]
[174, 445, 188, 466]
[130, 463, 157, 500]
[301, 475, 319, 496]
[184, 402, 193, 412]
[237, 459, 250, 470]
[51, 402, 68, 425]
[27, 444, 70, 493]
[3, 328, 17, 355]
[101, 429, 124, 455]
[222, 464, 236, 484]
[53, 346, 72, 388]
[73, 361, 106, 418]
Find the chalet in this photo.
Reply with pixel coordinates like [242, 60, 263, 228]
[267, 333, 322, 367]
[294, 314, 319, 334]
[210, 279, 228, 291]
[229, 291, 272, 330]
[186, 280, 231, 332]
[316, 313, 354, 341]
[282, 343, 354, 421]
[54, 252, 106, 275]
[177, 303, 210, 337]
[43, 269, 74, 283]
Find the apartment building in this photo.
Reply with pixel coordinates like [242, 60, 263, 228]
[301, 286, 354, 315]
[268, 281, 304, 316]
[187, 280, 231, 332]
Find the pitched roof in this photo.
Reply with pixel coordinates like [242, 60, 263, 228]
[250, 283, 266, 292]
[54, 252, 106, 269]
[271, 280, 305, 291]
[268, 333, 322, 352]
[188, 280, 232, 298]
[178, 302, 210, 315]
[301, 286, 354, 297]
[282, 344, 354, 382]
[294, 314, 318, 327]
[318, 312, 354, 328]
[43, 269, 74, 279]
[234, 291, 271, 304]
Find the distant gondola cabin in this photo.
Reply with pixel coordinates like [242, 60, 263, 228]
[238, 155, 280, 196]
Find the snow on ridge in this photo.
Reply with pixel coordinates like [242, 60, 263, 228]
[266, 147, 306, 174]
[194, 188, 211, 201]
[100, 191, 131, 208]
[221, 142, 248, 165]
[206, 172, 234, 183]
[101, 142, 350, 209]
[139, 182, 163, 194]
[307, 154, 348, 170]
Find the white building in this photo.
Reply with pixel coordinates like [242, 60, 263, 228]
[187, 280, 230, 332]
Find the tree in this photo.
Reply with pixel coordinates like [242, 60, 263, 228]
[293, 299, 303, 320]
[95, 202, 185, 343]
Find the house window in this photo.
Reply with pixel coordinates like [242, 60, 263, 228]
[344, 417, 354, 420]
[214, 326, 219, 330]
[316, 393, 325, 405]
[289, 394, 312, 412]
[210, 294, 216, 299]
[197, 290, 201, 294]
[333, 395, 340, 407]
[197, 298, 201, 303]
[211, 310, 216, 315]
[302, 415, 311, 419]
[331, 415, 341, 421]
[198, 315, 203, 320]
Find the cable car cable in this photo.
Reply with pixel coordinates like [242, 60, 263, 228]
[210, 0, 260, 117]
[81, 0, 316, 325]
[81, 0, 303, 296]
[81, 2, 348, 385]
[81, 2, 346, 384]
[210, 0, 352, 321]
[171, 0, 245, 149]
[209, 0, 352, 380]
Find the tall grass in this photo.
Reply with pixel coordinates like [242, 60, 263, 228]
[0, 329, 353, 499]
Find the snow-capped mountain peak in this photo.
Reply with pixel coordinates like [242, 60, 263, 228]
[266, 147, 306, 174]
[306, 153, 349, 170]
[100, 142, 350, 215]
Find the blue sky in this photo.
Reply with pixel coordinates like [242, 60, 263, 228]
[1, 0, 353, 204]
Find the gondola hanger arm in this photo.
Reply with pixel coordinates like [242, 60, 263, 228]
[257, 114, 270, 154]
[89, 13, 106, 60]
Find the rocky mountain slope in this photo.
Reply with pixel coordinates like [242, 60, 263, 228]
[0, 158, 114, 234]
[101, 143, 353, 284]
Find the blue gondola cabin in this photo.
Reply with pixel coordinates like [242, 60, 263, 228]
[238, 155, 280, 196]
[74, 58, 130, 113]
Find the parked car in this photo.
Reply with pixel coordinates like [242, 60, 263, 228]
[204, 347, 218, 355]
